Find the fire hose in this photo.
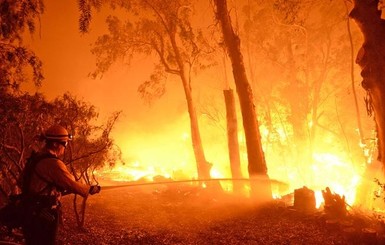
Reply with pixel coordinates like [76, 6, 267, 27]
[101, 177, 288, 191]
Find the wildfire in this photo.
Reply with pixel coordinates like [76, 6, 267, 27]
[310, 153, 362, 206]
[96, 118, 381, 212]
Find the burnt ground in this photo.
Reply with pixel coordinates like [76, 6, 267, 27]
[2, 183, 385, 245]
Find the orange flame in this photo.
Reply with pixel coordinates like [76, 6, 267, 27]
[97, 118, 380, 211]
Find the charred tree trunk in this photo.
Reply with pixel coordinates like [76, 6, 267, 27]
[350, 1, 385, 166]
[214, 0, 272, 201]
[223, 89, 242, 193]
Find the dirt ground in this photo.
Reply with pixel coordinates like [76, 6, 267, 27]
[1, 183, 385, 244]
[55, 184, 385, 245]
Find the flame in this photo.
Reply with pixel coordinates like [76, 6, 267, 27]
[99, 149, 365, 209]
[97, 113, 380, 211]
[310, 153, 362, 206]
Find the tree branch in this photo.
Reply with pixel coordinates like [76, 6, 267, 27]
[151, 38, 180, 75]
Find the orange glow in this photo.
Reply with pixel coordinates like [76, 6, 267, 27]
[97, 114, 376, 211]
[24, 0, 384, 213]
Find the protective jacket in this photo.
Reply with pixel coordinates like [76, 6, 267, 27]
[28, 149, 89, 198]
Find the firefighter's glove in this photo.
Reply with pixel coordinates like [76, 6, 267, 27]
[89, 185, 101, 195]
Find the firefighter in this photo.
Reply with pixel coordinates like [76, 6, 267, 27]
[22, 125, 101, 245]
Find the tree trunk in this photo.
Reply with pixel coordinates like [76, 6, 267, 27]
[214, 0, 272, 201]
[168, 30, 211, 180]
[350, 0, 385, 166]
[223, 89, 242, 193]
[182, 77, 211, 180]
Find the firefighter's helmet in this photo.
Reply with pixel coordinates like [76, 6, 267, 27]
[44, 125, 73, 141]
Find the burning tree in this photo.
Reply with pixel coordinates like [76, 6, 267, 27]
[79, 0, 215, 180]
[205, 0, 374, 203]
[213, 0, 272, 201]
[350, 1, 385, 168]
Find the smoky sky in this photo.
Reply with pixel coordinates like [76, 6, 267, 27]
[23, 0, 211, 165]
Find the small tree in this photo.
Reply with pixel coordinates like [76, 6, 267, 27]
[49, 93, 122, 227]
[0, 92, 51, 201]
[0, 92, 121, 228]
